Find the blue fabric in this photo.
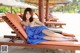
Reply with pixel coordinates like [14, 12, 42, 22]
[25, 25, 48, 44]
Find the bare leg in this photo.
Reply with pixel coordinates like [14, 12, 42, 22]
[42, 29, 76, 40]
[43, 36, 75, 41]
[42, 29, 66, 38]
[50, 29, 75, 37]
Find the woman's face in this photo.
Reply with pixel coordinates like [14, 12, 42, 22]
[26, 11, 31, 20]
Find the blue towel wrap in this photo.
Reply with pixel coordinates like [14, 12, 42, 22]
[25, 25, 48, 44]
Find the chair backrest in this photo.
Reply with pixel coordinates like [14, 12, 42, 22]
[35, 13, 59, 21]
[5, 13, 27, 39]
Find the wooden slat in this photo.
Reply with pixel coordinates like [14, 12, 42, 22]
[45, 21, 66, 25]
[0, 42, 80, 50]
[4, 35, 16, 39]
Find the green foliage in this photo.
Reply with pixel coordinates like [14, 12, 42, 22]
[55, 0, 80, 13]
[55, 4, 80, 13]
[0, 6, 9, 13]
[12, 7, 20, 13]
[0, 6, 24, 13]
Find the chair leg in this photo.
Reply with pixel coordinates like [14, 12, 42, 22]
[60, 25, 62, 28]
[71, 50, 75, 53]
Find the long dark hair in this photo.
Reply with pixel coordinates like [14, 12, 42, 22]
[22, 8, 33, 22]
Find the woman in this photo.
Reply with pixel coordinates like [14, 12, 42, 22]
[21, 8, 75, 44]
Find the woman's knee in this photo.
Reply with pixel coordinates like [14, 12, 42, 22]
[43, 36, 55, 40]
[43, 36, 51, 40]
[42, 29, 55, 36]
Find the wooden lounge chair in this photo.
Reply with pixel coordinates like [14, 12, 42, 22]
[48, 13, 59, 21]
[44, 21, 66, 28]
[0, 13, 80, 53]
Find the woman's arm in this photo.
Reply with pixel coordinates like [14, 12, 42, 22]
[34, 18, 44, 25]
